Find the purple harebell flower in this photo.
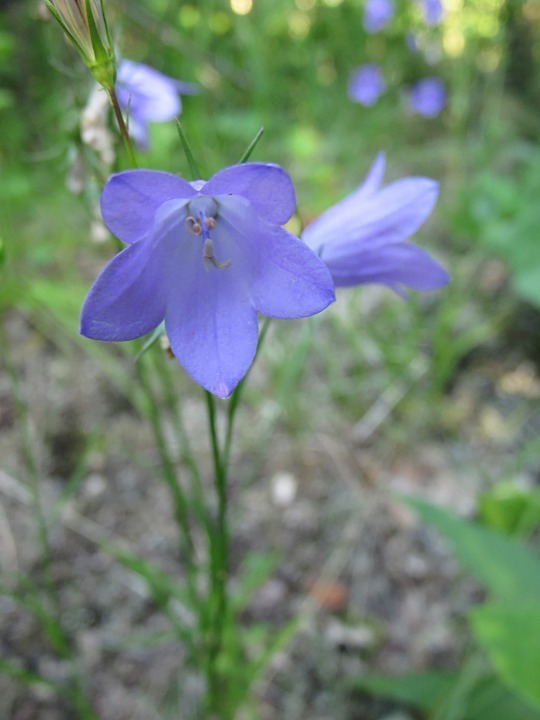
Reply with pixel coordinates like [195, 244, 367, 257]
[116, 60, 198, 149]
[348, 64, 386, 106]
[418, 0, 443, 25]
[410, 77, 446, 118]
[363, 0, 395, 33]
[302, 154, 450, 296]
[80, 163, 335, 397]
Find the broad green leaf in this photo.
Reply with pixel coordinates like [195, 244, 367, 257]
[470, 603, 540, 712]
[351, 671, 455, 711]
[401, 496, 540, 603]
[467, 676, 540, 720]
[514, 265, 540, 309]
[351, 671, 540, 720]
[479, 482, 540, 536]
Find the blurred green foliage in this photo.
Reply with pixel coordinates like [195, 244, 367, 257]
[459, 147, 540, 309]
[0, 0, 518, 414]
[355, 497, 540, 719]
[2, 0, 540, 717]
[479, 480, 540, 535]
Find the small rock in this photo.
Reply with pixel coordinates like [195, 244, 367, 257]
[83, 472, 107, 499]
[271, 472, 298, 507]
[253, 578, 288, 613]
[324, 618, 376, 650]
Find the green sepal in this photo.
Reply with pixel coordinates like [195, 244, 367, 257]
[85, 0, 116, 89]
[45, 0, 91, 62]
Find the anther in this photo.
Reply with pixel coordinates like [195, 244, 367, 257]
[185, 216, 202, 235]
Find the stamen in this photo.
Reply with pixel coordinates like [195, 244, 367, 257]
[185, 197, 231, 270]
[185, 216, 202, 235]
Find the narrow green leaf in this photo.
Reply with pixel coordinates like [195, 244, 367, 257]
[0, 581, 67, 656]
[0, 658, 66, 695]
[176, 121, 201, 180]
[228, 617, 302, 714]
[101, 542, 197, 656]
[102, 542, 190, 608]
[134, 322, 165, 363]
[49, 432, 99, 525]
[230, 552, 280, 612]
[250, 616, 302, 682]
[238, 127, 265, 164]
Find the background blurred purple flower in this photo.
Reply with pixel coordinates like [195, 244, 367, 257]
[418, 0, 443, 25]
[406, 33, 420, 53]
[410, 77, 446, 117]
[302, 153, 449, 297]
[116, 60, 198, 149]
[348, 64, 386, 106]
[80, 163, 334, 397]
[363, 0, 395, 33]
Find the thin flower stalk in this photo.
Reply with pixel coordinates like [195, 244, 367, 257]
[135, 357, 199, 603]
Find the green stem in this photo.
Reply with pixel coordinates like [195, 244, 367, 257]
[135, 357, 199, 608]
[204, 390, 229, 717]
[202, 318, 273, 718]
[151, 350, 215, 641]
[223, 317, 271, 473]
[108, 87, 138, 168]
[153, 351, 207, 525]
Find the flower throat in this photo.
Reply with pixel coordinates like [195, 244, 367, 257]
[185, 197, 231, 271]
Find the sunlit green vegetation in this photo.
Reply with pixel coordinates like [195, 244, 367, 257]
[1, 0, 540, 718]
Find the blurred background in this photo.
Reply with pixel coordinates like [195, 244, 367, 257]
[1, 0, 540, 718]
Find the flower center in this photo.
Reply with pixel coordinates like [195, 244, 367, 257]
[185, 197, 231, 271]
